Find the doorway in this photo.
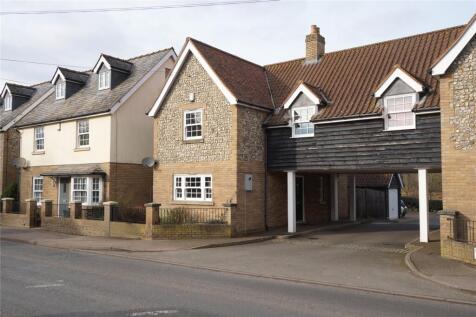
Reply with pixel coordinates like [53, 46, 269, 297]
[296, 176, 304, 223]
[58, 177, 70, 217]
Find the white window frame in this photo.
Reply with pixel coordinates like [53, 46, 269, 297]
[71, 176, 103, 206]
[173, 174, 212, 202]
[384, 93, 417, 131]
[98, 68, 111, 90]
[183, 109, 203, 140]
[55, 81, 66, 99]
[291, 105, 317, 138]
[32, 176, 44, 206]
[76, 120, 90, 148]
[4, 93, 12, 111]
[34, 126, 45, 151]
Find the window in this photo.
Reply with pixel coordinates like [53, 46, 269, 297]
[98, 68, 111, 90]
[174, 175, 212, 202]
[4, 93, 12, 111]
[384, 94, 416, 130]
[292, 106, 316, 137]
[184, 109, 203, 140]
[56, 81, 65, 99]
[32, 177, 43, 205]
[71, 176, 102, 205]
[77, 120, 89, 147]
[34, 126, 44, 151]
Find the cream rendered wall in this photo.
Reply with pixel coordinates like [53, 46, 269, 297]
[21, 115, 111, 167]
[111, 56, 175, 164]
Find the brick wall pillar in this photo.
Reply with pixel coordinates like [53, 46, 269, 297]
[223, 203, 236, 225]
[438, 209, 459, 240]
[144, 203, 160, 240]
[2, 198, 13, 213]
[41, 200, 52, 222]
[103, 202, 117, 237]
[69, 201, 82, 219]
[25, 199, 37, 227]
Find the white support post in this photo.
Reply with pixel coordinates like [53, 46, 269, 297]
[418, 169, 429, 243]
[349, 175, 357, 222]
[331, 174, 339, 222]
[287, 171, 296, 233]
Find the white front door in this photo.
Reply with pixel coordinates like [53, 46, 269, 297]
[388, 189, 399, 220]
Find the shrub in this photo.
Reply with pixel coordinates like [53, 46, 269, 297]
[1, 183, 18, 200]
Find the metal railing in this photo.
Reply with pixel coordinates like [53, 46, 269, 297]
[84, 205, 104, 220]
[158, 207, 228, 225]
[111, 206, 146, 224]
[450, 219, 476, 243]
[8, 201, 24, 214]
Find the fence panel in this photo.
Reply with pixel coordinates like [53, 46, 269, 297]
[111, 206, 146, 224]
[84, 206, 104, 220]
[453, 219, 476, 243]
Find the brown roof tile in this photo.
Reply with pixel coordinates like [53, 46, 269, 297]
[190, 38, 274, 109]
[265, 25, 465, 124]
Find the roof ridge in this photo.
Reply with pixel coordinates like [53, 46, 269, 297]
[126, 47, 174, 61]
[189, 37, 265, 70]
[264, 24, 465, 67]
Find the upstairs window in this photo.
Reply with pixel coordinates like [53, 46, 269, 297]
[184, 109, 203, 140]
[4, 93, 12, 111]
[56, 81, 66, 99]
[98, 68, 111, 90]
[384, 94, 416, 130]
[77, 120, 89, 147]
[34, 126, 45, 151]
[292, 105, 316, 137]
[174, 174, 212, 202]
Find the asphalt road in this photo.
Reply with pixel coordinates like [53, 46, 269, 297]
[1, 240, 476, 317]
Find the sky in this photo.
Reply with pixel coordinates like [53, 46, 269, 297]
[0, 0, 475, 88]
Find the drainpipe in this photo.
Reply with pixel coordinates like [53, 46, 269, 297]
[264, 127, 269, 231]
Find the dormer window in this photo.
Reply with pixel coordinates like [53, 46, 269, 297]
[292, 105, 316, 137]
[4, 93, 12, 111]
[56, 81, 66, 99]
[384, 93, 416, 130]
[98, 68, 111, 90]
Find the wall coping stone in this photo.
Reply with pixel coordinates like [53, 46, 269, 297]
[145, 203, 161, 207]
[25, 199, 36, 202]
[103, 201, 119, 206]
[1, 198, 14, 201]
[438, 209, 459, 216]
[41, 199, 53, 203]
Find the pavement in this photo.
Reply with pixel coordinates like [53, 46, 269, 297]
[2, 240, 476, 317]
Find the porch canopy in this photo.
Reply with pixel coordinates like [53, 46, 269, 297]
[41, 164, 106, 177]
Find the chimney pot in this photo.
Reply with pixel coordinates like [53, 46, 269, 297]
[305, 24, 325, 64]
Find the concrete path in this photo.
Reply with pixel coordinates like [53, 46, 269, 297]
[0, 227, 271, 252]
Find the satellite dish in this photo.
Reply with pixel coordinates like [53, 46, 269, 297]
[141, 157, 156, 168]
[13, 157, 28, 169]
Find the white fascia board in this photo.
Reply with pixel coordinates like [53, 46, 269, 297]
[315, 115, 381, 125]
[2, 88, 55, 131]
[374, 68, 424, 98]
[111, 49, 177, 113]
[148, 41, 238, 117]
[93, 55, 112, 73]
[51, 68, 66, 84]
[1, 84, 11, 98]
[432, 20, 476, 76]
[283, 83, 320, 109]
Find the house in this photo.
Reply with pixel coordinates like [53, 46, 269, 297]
[13, 48, 176, 215]
[431, 14, 476, 264]
[0, 82, 54, 197]
[148, 18, 472, 240]
[355, 174, 403, 220]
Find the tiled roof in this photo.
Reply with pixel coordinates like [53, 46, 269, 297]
[57, 67, 89, 84]
[4, 83, 37, 98]
[265, 25, 464, 125]
[0, 82, 53, 130]
[190, 38, 274, 109]
[15, 48, 174, 127]
[102, 54, 134, 73]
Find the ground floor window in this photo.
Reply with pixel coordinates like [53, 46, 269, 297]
[174, 174, 212, 202]
[71, 176, 103, 205]
[32, 176, 43, 205]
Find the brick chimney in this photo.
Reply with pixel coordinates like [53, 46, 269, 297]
[305, 25, 325, 64]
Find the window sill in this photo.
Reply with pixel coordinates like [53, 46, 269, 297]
[384, 126, 416, 132]
[74, 147, 90, 152]
[32, 150, 45, 155]
[183, 138, 204, 144]
[290, 134, 314, 139]
[171, 201, 214, 206]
